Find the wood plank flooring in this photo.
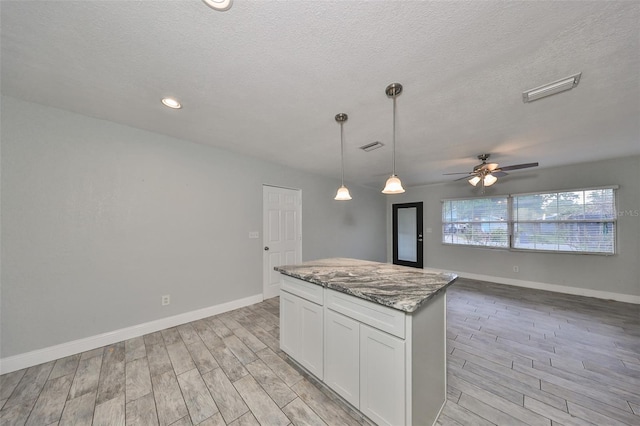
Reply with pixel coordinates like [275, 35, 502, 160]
[1, 278, 639, 425]
[439, 279, 640, 426]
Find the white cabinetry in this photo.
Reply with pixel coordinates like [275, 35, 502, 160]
[325, 289, 406, 426]
[324, 309, 360, 407]
[360, 323, 405, 426]
[279, 274, 447, 426]
[279, 276, 324, 379]
[279, 291, 298, 356]
[299, 301, 323, 377]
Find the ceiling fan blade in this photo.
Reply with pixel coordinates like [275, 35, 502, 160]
[498, 162, 539, 171]
[492, 171, 508, 177]
[443, 172, 472, 175]
[454, 174, 475, 181]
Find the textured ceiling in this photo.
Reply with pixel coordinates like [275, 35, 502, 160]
[2, 1, 639, 189]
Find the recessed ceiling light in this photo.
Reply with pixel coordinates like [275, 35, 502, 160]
[522, 73, 581, 103]
[202, 0, 232, 11]
[161, 97, 182, 109]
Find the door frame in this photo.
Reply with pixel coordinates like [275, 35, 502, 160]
[392, 202, 423, 268]
[262, 185, 302, 299]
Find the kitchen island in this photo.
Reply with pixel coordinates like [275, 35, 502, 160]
[275, 258, 457, 426]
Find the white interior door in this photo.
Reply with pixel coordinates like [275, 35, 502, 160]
[263, 185, 302, 299]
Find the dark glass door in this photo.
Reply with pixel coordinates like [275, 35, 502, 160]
[392, 202, 423, 268]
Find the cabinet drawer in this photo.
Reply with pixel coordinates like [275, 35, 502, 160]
[281, 275, 324, 305]
[326, 289, 405, 339]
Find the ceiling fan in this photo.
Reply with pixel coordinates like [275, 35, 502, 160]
[444, 154, 539, 189]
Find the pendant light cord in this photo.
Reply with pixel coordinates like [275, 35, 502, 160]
[392, 96, 397, 176]
[340, 122, 345, 185]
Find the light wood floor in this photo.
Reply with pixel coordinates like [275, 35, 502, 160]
[1, 278, 639, 425]
[440, 279, 640, 426]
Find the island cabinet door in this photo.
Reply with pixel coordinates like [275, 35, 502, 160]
[280, 290, 300, 357]
[324, 309, 360, 408]
[280, 290, 324, 379]
[299, 299, 323, 379]
[360, 323, 406, 426]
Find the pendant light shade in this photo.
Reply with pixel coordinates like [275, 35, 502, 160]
[382, 83, 405, 194]
[382, 175, 405, 194]
[335, 185, 352, 200]
[468, 176, 481, 186]
[334, 113, 352, 200]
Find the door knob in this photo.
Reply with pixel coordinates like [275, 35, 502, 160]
[264, 246, 270, 251]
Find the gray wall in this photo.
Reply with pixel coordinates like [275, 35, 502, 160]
[387, 156, 640, 298]
[1, 96, 387, 357]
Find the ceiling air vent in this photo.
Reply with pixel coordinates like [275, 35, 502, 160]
[360, 141, 385, 152]
[522, 73, 581, 103]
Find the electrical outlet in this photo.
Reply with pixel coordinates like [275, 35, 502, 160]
[513, 266, 519, 273]
[426, 228, 433, 234]
[162, 295, 170, 306]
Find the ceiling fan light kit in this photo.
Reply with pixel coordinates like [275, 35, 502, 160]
[468, 176, 481, 186]
[483, 174, 497, 186]
[445, 153, 539, 190]
[522, 72, 581, 103]
[382, 83, 405, 194]
[467, 172, 496, 187]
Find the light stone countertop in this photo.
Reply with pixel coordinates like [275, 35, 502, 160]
[275, 257, 458, 313]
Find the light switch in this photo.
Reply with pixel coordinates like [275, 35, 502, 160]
[426, 228, 433, 234]
[249, 231, 259, 239]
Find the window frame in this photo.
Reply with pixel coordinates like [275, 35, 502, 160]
[441, 186, 618, 256]
[441, 195, 510, 250]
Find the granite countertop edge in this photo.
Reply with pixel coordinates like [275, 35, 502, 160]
[275, 259, 458, 313]
[325, 280, 456, 313]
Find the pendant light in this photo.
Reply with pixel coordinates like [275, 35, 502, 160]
[334, 113, 352, 200]
[382, 83, 405, 194]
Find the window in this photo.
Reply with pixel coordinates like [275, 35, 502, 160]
[512, 188, 616, 254]
[442, 197, 509, 248]
[442, 187, 617, 255]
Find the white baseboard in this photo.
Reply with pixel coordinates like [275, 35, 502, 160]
[0, 293, 264, 375]
[431, 400, 447, 426]
[438, 270, 640, 304]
